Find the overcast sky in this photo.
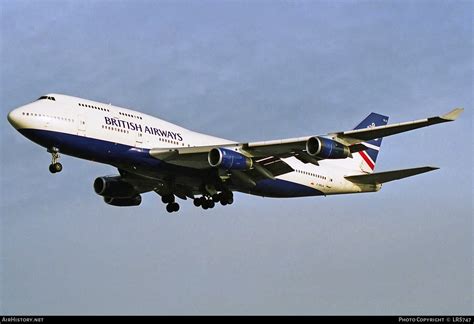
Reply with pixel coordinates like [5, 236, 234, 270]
[1, 0, 472, 315]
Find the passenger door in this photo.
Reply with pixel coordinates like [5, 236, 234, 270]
[135, 131, 143, 148]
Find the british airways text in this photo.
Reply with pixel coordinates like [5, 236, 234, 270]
[104, 117, 183, 141]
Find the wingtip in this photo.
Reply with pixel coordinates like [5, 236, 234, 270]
[442, 108, 464, 121]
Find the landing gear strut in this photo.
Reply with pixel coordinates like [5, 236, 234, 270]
[48, 148, 62, 174]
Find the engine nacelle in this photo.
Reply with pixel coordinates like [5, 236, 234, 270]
[104, 195, 142, 207]
[306, 136, 351, 159]
[94, 176, 136, 198]
[208, 148, 252, 170]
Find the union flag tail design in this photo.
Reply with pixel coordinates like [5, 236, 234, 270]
[352, 112, 389, 173]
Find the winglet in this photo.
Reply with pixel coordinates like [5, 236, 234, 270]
[441, 108, 464, 121]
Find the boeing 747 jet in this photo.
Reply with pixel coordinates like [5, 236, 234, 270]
[7, 94, 463, 213]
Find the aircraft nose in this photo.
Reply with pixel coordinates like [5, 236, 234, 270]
[7, 108, 22, 129]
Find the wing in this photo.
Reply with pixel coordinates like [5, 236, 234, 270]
[116, 169, 198, 200]
[149, 108, 463, 170]
[329, 108, 464, 145]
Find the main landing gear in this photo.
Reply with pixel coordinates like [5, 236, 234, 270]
[162, 194, 180, 213]
[193, 191, 233, 210]
[48, 148, 62, 174]
[159, 191, 233, 213]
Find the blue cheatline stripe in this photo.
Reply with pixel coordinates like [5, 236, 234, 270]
[18, 128, 161, 168]
[18, 128, 324, 198]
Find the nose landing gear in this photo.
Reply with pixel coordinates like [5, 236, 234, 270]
[48, 148, 62, 174]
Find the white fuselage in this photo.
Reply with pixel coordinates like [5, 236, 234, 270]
[8, 94, 377, 197]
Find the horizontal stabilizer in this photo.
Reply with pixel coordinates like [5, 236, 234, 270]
[344, 166, 439, 184]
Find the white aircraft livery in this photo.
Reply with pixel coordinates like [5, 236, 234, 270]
[7, 94, 463, 213]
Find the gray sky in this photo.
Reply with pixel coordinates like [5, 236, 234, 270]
[1, 0, 472, 315]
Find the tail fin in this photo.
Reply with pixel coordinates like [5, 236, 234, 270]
[344, 113, 389, 173]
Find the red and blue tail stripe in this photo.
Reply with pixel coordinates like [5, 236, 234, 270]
[353, 112, 389, 171]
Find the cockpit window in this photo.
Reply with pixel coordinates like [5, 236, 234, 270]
[37, 96, 56, 101]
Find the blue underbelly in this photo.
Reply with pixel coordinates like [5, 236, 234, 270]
[246, 178, 323, 198]
[18, 128, 323, 198]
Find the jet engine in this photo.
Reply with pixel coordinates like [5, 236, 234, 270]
[208, 148, 253, 170]
[306, 136, 351, 159]
[104, 195, 142, 207]
[94, 176, 137, 198]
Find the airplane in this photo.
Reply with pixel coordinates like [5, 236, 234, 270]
[7, 94, 463, 213]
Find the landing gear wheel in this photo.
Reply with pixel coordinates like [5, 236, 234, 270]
[161, 194, 175, 204]
[201, 198, 212, 210]
[201, 198, 215, 210]
[212, 194, 220, 202]
[49, 163, 62, 173]
[53, 162, 62, 173]
[220, 192, 233, 205]
[193, 198, 202, 207]
[171, 202, 180, 212]
[166, 202, 179, 213]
